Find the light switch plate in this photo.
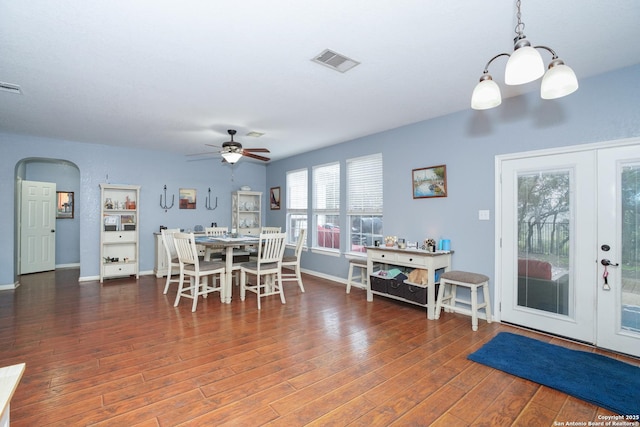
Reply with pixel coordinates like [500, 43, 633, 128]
[479, 210, 490, 220]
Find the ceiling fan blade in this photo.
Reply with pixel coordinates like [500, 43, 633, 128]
[187, 156, 218, 162]
[186, 151, 218, 157]
[205, 143, 222, 149]
[243, 148, 270, 153]
[242, 151, 270, 162]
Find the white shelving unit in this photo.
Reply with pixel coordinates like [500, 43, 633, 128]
[100, 184, 140, 282]
[232, 190, 262, 235]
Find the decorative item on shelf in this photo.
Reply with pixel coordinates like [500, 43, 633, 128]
[470, 0, 578, 110]
[384, 236, 397, 247]
[125, 195, 136, 210]
[240, 185, 251, 191]
[439, 239, 451, 251]
[397, 238, 407, 249]
[423, 238, 437, 252]
[205, 187, 218, 210]
[105, 198, 114, 210]
[121, 215, 135, 231]
[160, 185, 174, 211]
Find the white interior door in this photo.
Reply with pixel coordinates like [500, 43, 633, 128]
[498, 142, 640, 357]
[20, 180, 56, 274]
[596, 145, 640, 356]
[499, 151, 597, 343]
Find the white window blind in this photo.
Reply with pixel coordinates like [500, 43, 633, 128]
[287, 169, 308, 211]
[286, 168, 308, 245]
[347, 154, 383, 214]
[313, 162, 340, 250]
[313, 162, 340, 212]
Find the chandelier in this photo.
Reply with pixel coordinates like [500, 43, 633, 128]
[471, 0, 578, 110]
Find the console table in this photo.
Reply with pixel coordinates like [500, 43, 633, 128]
[366, 246, 453, 319]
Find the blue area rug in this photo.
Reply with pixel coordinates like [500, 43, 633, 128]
[468, 332, 640, 415]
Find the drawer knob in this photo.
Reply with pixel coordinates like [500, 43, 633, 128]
[409, 258, 413, 262]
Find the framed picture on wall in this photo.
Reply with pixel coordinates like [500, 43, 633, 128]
[56, 191, 74, 218]
[179, 188, 197, 209]
[270, 186, 281, 210]
[412, 165, 447, 199]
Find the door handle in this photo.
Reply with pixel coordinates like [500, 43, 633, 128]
[601, 259, 619, 266]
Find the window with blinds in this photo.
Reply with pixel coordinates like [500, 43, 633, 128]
[313, 162, 340, 250]
[286, 168, 308, 245]
[347, 153, 383, 252]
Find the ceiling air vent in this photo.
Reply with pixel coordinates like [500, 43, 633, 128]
[0, 81, 22, 95]
[312, 49, 360, 73]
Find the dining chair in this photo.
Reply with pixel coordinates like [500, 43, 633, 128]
[161, 228, 181, 294]
[281, 228, 306, 292]
[173, 232, 226, 312]
[240, 232, 287, 310]
[261, 226, 281, 234]
[204, 226, 228, 261]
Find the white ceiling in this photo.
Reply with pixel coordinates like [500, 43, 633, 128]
[1, 1, 639, 162]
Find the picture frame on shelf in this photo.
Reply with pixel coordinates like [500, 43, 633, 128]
[270, 186, 281, 210]
[412, 165, 447, 199]
[179, 188, 196, 209]
[56, 191, 74, 219]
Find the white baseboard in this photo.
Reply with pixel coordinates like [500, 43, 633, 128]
[0, 282, 20, 291]
[56, 263, 80, 269]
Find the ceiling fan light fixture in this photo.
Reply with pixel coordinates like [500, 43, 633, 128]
[221, 151, 242, 164]
[471, 0, 577, 110]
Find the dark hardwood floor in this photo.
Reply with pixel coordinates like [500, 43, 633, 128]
[1, 268, 636, 426]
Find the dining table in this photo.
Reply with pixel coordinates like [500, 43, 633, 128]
[194, 234, 259, 303]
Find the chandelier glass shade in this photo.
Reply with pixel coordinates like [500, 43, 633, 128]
[471, 0, 578, 110]
[471, 75, 502, 110]
[504, 42, 544, 85]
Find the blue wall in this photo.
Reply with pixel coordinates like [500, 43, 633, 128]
[1, 138, 266, 285]
[265, 64, 640, 287]
[1, 64, 639, 289]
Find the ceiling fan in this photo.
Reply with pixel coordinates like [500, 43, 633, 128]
[203, 129, 271, 164]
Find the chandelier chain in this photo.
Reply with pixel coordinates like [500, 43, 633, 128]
[514, 0, 525, 37]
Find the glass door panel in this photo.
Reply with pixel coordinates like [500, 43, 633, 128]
[517, 171, 571, 316]
[621, 165, 640, 334]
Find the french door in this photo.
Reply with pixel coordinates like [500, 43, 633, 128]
[498, 141, 640, 357]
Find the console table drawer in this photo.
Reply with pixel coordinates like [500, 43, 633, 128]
[369, 250, 397, 263]
[396, 253, 428, 268]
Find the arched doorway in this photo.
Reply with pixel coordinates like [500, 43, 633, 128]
[15, 158, 81, 278]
